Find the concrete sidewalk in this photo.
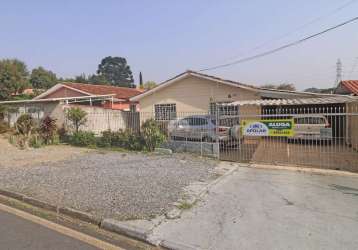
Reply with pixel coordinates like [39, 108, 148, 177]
[150, 167, 358, 250]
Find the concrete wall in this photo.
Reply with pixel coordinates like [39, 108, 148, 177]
[63, 105, 128, 135]
[3, 101, 64, 127]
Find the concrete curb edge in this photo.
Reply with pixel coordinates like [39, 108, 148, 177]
[0, 188, 158, 246]
[245, 163, 358, 177]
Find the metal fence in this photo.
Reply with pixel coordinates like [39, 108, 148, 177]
[218, 103, 358, 172]
[3, 102, 358, 171]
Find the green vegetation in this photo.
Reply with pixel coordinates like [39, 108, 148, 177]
[69, 131, 96, 147]
[0, 59, 29, 100]
[176, 201, 195, 210]
[39, 116, 58, 145]
[30, 66, 57, 89]
[143, 81, 157, 90]
[66, 107, 88, 132]
[68, 119, 166, 152]
[97, 56, 134, 87]
[141, 119, 166, 151]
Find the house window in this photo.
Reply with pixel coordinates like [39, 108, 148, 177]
[154, 103, 177, 120]
[210, 102, 239, 116]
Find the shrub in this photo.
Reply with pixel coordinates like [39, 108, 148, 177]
[97, 130, 113, 147]
[40, 116, 58, 144]
[58, 126, 69, 143]
[97, 129, 143, 151]
[15, 114, 35, 137]
[29, 134, 44, 148]
[70, 131, 96, 147]
[141, 119, 166, 151]
[66, 107, 87, 132]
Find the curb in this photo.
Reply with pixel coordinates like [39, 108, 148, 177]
[59, 207, 101, 225]
[160, 239, 200, 250]
[0, 188, 155, 245]
[245, 163, 358, 177]
[0, 188, 101, 225]
[100, 219, 150, 242]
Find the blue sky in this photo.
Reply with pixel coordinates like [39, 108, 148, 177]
[1, 0, 358, 90]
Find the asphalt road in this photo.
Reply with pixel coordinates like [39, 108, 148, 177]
[151, 167, 358, 250]
[0, 209, 99, 250]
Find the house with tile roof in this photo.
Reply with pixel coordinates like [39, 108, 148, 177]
[34, 82, 144, 111]
[334, 80, 358, 96]
[130, 70, 330, 119]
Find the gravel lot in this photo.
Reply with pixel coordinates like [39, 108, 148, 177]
[0, 135, 89, 168]
[0, 150, 218, 220]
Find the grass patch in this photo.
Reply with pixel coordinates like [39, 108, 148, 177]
[176, 201, 195, 210]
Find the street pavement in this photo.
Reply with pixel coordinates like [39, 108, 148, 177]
[151, 167, 358, 250]
[0, 209, 99, 250]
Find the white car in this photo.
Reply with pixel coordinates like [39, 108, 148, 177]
[290, 115, 332, 141]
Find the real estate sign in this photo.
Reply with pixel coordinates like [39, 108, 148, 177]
[241, 119, 294, 137]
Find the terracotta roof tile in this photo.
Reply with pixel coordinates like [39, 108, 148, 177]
[341, 80, 358, 95]
[62, 82, 143, 100]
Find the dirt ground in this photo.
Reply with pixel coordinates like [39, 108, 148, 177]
[0, 135, 90, 168]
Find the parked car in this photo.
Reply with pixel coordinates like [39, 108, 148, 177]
[290, 114, 332, 141]
[168, 115, 231, 143]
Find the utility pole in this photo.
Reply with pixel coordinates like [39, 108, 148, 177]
[335, 58, 342, 87]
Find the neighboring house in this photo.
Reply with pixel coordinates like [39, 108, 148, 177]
[334, 80, 358, 96]
[34, 82, 143, 111]
[130, 70, 328, 120]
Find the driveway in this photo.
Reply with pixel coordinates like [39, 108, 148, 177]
[150, 167, 358, 250]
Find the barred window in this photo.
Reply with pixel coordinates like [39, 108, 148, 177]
[154, 103, 177, 120]
[210, 102, 239, 116]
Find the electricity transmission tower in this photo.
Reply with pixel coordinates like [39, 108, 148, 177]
[335, 58, 342, 87]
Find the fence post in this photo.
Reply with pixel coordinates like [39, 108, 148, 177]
[216, 104, 220, 160]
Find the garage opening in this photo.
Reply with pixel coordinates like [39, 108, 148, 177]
[218, 96, 358, 172]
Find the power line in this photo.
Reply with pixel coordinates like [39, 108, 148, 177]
[222, 0, 358, 62]
[198, 16, 358, 72]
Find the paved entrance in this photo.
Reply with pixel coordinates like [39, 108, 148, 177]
[150, 167, 358, 250]
[221, 138, 358, 172]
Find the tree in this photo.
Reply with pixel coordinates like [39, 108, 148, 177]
[97, 56, 134, 87]
[87, 74, 108, 85]
[143, 81, 157, 90]
[30, 66, 57, 89]
[139, 72, 143, 88]
[66, 107, 87, 132]
[261, 83, 296, 91]
[0, 59, 29, 100]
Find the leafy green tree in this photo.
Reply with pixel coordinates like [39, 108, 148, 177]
[66, 107, 87, 132]
[87, 74, 108, 85]
[97, 56, 134, 87]
[30, 67, 57, 89]
[143, 81, 157, 90]
[0, 59, 29, 100]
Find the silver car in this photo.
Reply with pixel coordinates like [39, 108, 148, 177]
[168, 115, 230, 142]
